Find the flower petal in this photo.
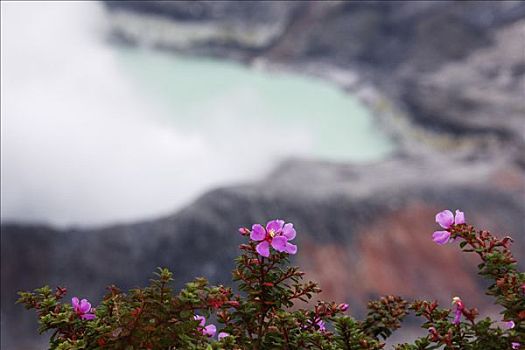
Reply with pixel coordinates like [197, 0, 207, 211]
[204, 324, 216, 337]
[250, 224, 266, 241]
[256, 241, 270, 257]
[218, 332, 229, 340]
[453, 308, 462, 325]
[282, 223, 296, 240]
[505, 320, 515, 329]
[454, 210, 465, 225]
[194, 315, 206, 327]
[79, 299, 91, 313]
[266, 219, 284, 234]
[432, 231, 451, 245]
[285, 242, 297, 255]
[271, 236, 288, 252]
[71, 297, 79, 309]
[436, 210, 454, 229]
[81, 313, 96, 320]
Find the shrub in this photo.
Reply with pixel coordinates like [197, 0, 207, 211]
[19, 213, 524, 349]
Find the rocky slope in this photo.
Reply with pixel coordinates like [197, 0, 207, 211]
[3, 156, 524, 348]
[2, 1, 525, 348]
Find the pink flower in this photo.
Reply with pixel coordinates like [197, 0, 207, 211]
[505, 320, 515, 329]
[250, 220, 297, 257]
[314, 319, 326, 331]
[306, 318, 326, 332]
[194, 315, 216, 337]
[432, 230, 451, 245]
[338, 303, 349, 312]
[453, 308, 462, 325]
[452, 296, 464, 325]
[203, 324, 216, 337]
[71, 297, 96, 320]
[218, 332, 230, 340]
[512, 342, 520, 349]
[433, 210, 465, 245]
[436, 209, 465, 229]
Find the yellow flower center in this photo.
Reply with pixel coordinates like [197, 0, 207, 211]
[268, 229, 276, 238]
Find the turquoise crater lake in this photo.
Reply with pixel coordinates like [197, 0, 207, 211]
[117, 48, 394, 162]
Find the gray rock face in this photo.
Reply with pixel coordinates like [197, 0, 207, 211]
[104, 1, 302, 55]
[2, 1, 525, 348]
[105, 1, 299, 24]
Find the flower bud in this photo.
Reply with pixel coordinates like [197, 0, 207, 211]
[428, 327, 439, 341]
[338, 303, 349, 312]
[238, 227, 250, 236]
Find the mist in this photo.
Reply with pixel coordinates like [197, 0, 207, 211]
[1, 1, 392, 227]
[0, 1, 254, 226]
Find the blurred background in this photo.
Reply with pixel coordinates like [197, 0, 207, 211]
[1, 1, 524, 348]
